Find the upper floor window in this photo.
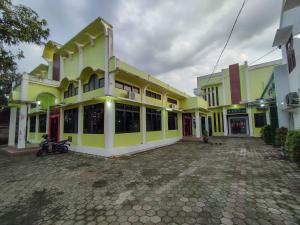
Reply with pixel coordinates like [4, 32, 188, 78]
[167, 98, 177, 105]
[52, 53, 60, 81]
[83, 74, 104, 93]
[64, 83, 78, 99]
[286, 35, 296, 73]
[115, 81, 140, 94]
[146, 90, 161, 100]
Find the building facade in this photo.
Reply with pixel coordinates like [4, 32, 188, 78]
[8, 18, 209, 156]
[196, 60, 282, 137]
[271, 0, 300, 130]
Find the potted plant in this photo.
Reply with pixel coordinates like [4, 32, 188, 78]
[203, 130, 209, 143]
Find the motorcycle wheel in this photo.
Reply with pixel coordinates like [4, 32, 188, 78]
[63, 146, 69, 153]
[36, 150, 43, 157]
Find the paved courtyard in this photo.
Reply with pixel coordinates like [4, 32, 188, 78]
[0, 138, 300, 225]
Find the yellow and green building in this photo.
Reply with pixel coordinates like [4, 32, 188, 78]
[8, 18, 209, 156]
[196, 59, 282, 137]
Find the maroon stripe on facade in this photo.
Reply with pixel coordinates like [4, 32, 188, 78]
[229, 63, 241, 104]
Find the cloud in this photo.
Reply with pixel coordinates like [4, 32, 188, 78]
[14, 0, 282, 95]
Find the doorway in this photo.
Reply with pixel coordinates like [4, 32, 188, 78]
[183, 114, 192, 136]
[228, 116, 248, 135]
[49, 114, 60, 142]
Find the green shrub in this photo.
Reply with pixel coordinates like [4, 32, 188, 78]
[285, 130, 300, 162]
[275, 127, 288, 147]
[262, 125, 273, 144]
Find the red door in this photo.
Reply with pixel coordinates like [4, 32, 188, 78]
[183, 115, 192, 136]
[49, 113, 60, 142]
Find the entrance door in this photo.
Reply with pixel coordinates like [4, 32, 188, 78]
[229, 117, 248, 135]
[183, 115, 192, 136]
[49, 114, 60, 142]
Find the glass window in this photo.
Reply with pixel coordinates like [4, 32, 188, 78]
[89, 74, 98, 91]
[167, 98, 177, 105]
[83, 103, 104, 134]
[98, 78, 105, 88]
[286, 36, 296, 73]
[115, 81, 124, 89]
[216, 87, 219, 106]
[132, 86, 139, 94]
[146, 108, 161, 131]
[124, 84, 132, 92]
[254, 113, 267, 128]
[39, 114, 46, 133]
[213, 112, 217, 132]
[64, 108, 78, 133]
[83, 84, 89, 93]
[168, 112, 178, 130]
[115, 103, 140, 133]
[146, 90, 161, 100]
[30, 115, 36, 132]
[212, 87, 215, 106]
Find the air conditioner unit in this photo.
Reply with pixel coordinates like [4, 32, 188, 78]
[128, 91, 136, 100]
[286, 92, 300, 107]
[170, 103, 177, 109]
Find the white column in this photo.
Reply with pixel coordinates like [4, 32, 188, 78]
[47, 60, 53, 80]
[205, 116, 210, 135]
[195, 110, 200, 138]
[46, 107, 50, 135]
[222, 70, 227, 105]
[35, 114, 39, 141]
[8, 107, 17, 146]
[266, 111, 271, 125]
[108, 72, 115, 96]
[27, 113, 31, 140]
[223, 109, 228, 136]
[104, 99, 115, 155]
[77, 104, 83, 146]
[77, 44, 83, 73]
[247, 108, 254, 136]
[141, 86, 147, 144]
[59, 108, 63, 141]
[104, 28, 110, 96]
[199, 115, 202, 136]
[162, 93, 167, 139]
[77, 80, 82, 102]
[178, 112, 183, 138]
[17, 104, 27, 148]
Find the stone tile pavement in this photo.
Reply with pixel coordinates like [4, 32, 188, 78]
[0, 138, 299, 225]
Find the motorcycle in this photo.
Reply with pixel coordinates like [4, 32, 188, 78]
[36, 134, 71, 157]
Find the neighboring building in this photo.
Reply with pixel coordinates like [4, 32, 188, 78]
[270, 0, 300, 130]
[196, 60, 282, 137]
[8, 18, 208, 156]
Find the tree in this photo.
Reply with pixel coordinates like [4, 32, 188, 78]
[0, 0, 49, 108]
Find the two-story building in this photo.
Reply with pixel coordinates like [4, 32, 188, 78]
[8, 18, 209, 156]
[196, 60, 281, 137]
[270, 0, 300, 130]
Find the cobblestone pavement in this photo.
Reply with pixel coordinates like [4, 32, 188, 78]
[0, 138, 300, 225]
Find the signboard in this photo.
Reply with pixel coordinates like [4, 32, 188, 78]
[227, 108, 246, 114]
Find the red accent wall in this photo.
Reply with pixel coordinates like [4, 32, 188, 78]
[229, 64, 241, 104]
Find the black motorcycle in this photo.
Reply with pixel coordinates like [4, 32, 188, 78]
[36, 134, 71, 157]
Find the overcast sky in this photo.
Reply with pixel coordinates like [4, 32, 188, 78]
[14, 0, 282, 95]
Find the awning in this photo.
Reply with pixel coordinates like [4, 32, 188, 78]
[272, 25, 293, 47]
[283, 0, 300, 12]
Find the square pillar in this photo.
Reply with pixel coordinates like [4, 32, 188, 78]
[247, 108, 254, 136]
[8, 107, 17, 146]
[195, 110, 201, 138]
[35, 114, 39, 141]
[77, 104, 83, 146]
[205, 116, 209, 135]
[46, 107, 50, 135]
[104, 99, 115, 154]
[142, 105, 146, 144]
[223, 109, 228, 136]
[59, 108, 64, 141]
[17, 104, 28, 148]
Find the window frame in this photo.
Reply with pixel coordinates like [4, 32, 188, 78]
[254, 113, 267, 128]
[83, 103, 104, 134]
[167, 98, 177, 105]
[39, 114, 47, 133]
[286, 35, 296, 73]
[115, 80, 140, 94]
[168, 112, 178, 130]
[146, 108, 162, 131]
[30, 115, 36, 132]
[64, 108, 78, 133]
[115, 103, 140, 133]
[83, 74, 104, 93]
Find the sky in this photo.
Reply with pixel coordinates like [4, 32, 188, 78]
[14, 0, 283, 95]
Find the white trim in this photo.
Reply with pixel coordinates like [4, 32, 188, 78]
[222, 70, 227, 105]
[35, 113, 39, 140]
[248, 59, 282, 70]
[195, 110, 200, 137]
[110, 137, 181, 156]
[266, 111, 271, 125]
[8, 107, 17, 146]
[47, 61, 53, 80]
[223, 108, 228, 136]
[104, 99, 114, 153]
[205, 116, 209, 133]
[142, 105, 146, 144]
[247, 108, 254, 136]
[17, 104, 28, 148]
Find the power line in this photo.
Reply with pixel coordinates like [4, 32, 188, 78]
[204, 0, 248, 87]
[248, 48, 278, 65]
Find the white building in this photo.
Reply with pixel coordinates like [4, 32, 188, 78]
[272, 0, 300, 129]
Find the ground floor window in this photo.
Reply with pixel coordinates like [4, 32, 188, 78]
[64, 108, 78, 133]
[39, 114, 46, 132]
[254, 113, 266, 128]
[115, 103, 140, 133]
[146, 108, 161, 131]
[168, 112, 178, 130]
[30, 115, 36, 132]
[83, 103, 104, 134]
